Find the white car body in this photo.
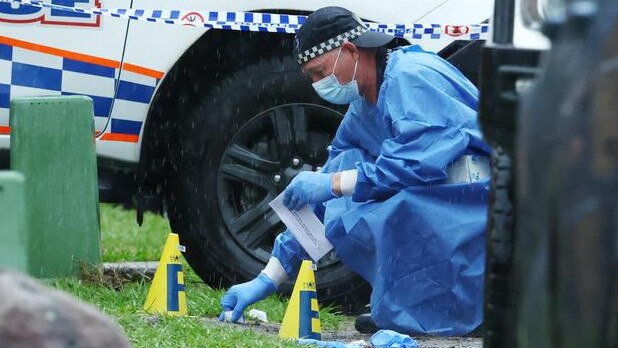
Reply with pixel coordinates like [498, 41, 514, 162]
[0, 0, 493, 164]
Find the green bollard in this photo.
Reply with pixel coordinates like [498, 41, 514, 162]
[10, 96, 100, 278]
[0, 171, 28, 273]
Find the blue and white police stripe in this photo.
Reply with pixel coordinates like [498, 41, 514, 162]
[0, 41, 154, 140]
[0, 0, 490, 41]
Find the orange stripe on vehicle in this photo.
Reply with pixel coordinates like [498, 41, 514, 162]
[0, 126, 10, 135]
[0, 36, 120, 69]
[100, 133, 139, 143]
[122, 63, 164, 79]
[0, 36, 164, 79]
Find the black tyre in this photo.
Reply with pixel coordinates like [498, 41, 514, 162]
[483, 146, 516, 348]
[166, 56, 371, 313]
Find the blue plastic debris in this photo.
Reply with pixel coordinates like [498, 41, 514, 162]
[369, 330, 419, 348]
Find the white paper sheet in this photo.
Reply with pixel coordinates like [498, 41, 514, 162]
[269, 192, 333, 262]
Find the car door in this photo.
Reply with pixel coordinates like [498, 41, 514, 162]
[0, 0, 130, 149]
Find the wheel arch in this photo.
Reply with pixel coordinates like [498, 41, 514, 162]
[135, 27, 299, 221]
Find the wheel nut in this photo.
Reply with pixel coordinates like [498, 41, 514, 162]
[291, 158, 301, 167]
[273, 174, 282, 183]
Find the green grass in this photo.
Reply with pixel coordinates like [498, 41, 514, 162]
[51, 278, 305, 347]
[100, 204, 170, 262]
[49, 203, 344, 347]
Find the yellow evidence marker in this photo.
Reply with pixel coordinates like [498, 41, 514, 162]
[143, 233, 187, 316]
[279, 260, 321, 340]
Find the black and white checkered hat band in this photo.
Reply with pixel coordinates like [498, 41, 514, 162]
[297, 25, 368, 65]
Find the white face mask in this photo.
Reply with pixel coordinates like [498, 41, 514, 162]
[311, 47, 360, 105]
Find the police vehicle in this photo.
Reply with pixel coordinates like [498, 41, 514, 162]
[0, 0, 493, 311]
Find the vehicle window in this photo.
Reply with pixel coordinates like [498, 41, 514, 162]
[521, 0, 567, 29]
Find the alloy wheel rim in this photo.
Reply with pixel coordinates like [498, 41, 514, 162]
[216, 103, 343, 268]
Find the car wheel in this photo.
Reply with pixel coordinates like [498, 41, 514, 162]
[483, 146, 516, 347]
[166, 55, 371, 314]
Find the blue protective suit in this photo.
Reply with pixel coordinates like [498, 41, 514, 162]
[272, 45, 491, 336]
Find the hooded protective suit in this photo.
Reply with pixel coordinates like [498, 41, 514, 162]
[273, 45, 491, 336]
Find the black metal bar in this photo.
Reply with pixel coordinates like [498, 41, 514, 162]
[493, 0, 516, 44]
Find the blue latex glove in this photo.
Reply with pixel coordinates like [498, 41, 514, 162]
[218, 273, 277, 323]
[283, 171, 335, 211]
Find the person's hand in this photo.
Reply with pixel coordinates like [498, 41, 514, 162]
[218, 273, 277, 323]
[283, 171, 335, 211]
